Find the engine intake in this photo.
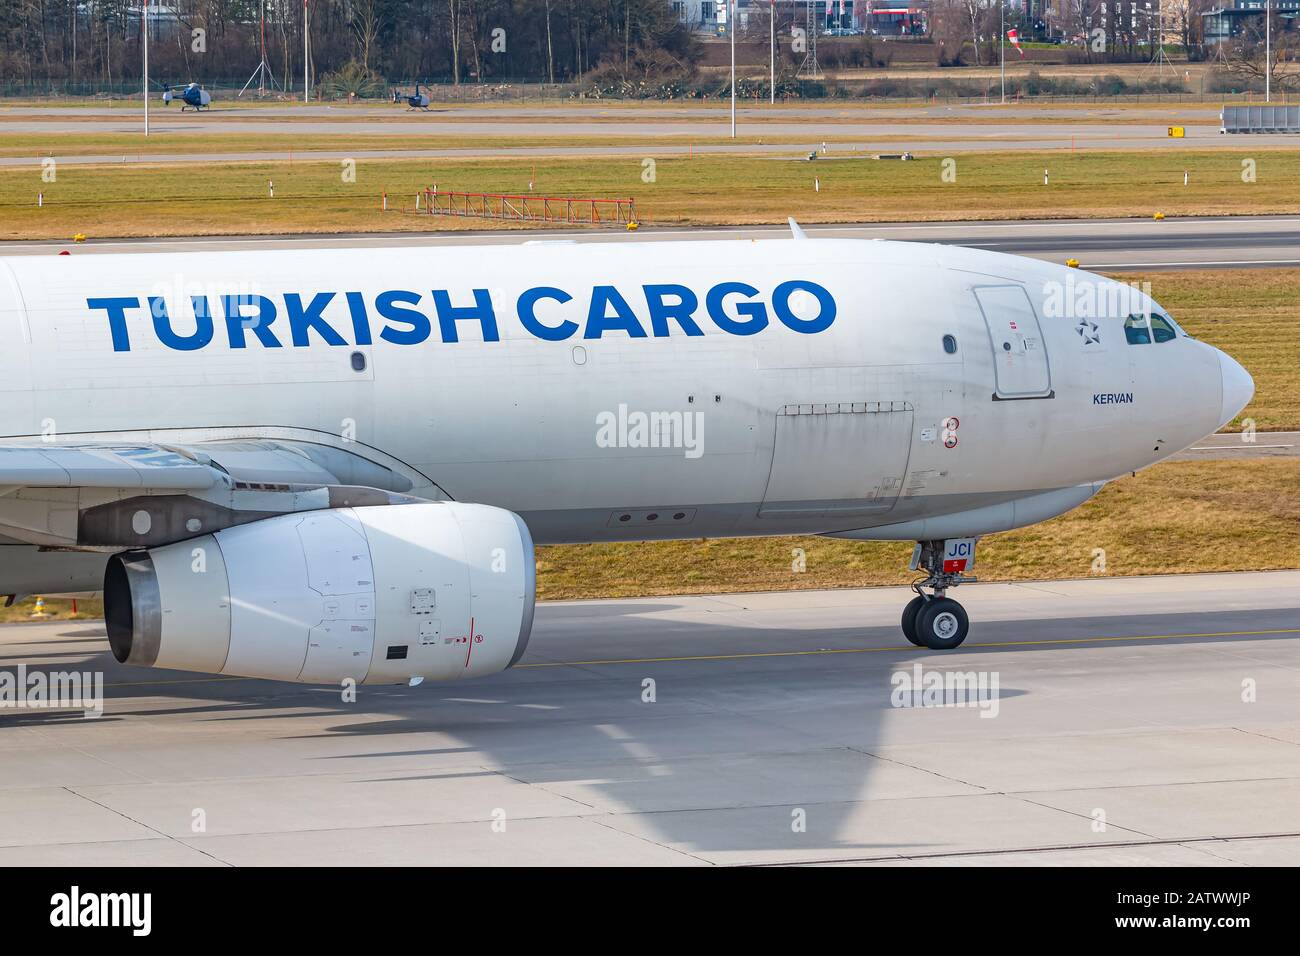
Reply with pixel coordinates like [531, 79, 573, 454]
[104, 502, 535, 684]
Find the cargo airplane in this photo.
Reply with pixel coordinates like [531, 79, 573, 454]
[0, 226, 1253, 685]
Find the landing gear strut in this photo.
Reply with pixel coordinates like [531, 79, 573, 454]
[901, 538, 976, 650]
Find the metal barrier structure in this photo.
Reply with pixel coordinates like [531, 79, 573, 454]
[1222, 105, 1300, 133]
[418, 189, 636, 226]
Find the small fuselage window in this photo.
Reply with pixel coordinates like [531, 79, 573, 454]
[942, 334, 958, 354]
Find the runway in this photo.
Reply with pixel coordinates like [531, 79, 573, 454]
[3, 103, 1227, 123]
[2, 570, 1299, 866]
[1172, 431, 1299, 460]
[4, 215, 1300, 271]
[1, 103, 1283, 161]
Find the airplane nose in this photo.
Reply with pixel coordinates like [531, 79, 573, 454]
[1217, 349, 1254, 429]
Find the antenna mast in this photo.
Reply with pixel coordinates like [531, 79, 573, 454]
[798, 0, 822, 79]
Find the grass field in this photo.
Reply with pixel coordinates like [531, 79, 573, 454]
[3, 457, 1295, 619]
[3, 150, 1299, 240]
[0, 119, 1224, 160]
[0, 131, 987, 160]
[0, 132, 920, 158]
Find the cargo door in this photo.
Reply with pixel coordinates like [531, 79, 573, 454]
[759, 401, 913, 518]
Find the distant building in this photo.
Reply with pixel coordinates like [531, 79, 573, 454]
[672, 1, 927, 38]
[864, 3, 928, 37]
[1202, 0, 1300, 45]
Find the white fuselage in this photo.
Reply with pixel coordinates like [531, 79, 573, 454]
[0, 237, 1238, 553]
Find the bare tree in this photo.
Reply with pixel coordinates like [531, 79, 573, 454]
[544, 0, 555, 83]
[351, 0, 383, 71]
[447, 0, 461, 83]
[1062, 0, 1100, 61]
[961, 0, 985, 66]
[0, 0, 696, 91]
[1221, 16, 1300, 91]
[926, 0, 960, 65]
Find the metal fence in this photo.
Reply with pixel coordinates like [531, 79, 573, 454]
[1222, 105, 1300, 133]
[414, 189, 637, 227]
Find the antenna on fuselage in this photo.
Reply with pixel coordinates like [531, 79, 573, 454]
[788, 217, 808, 241]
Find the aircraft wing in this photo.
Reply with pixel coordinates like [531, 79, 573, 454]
[0, 437, 439, 550]
[0, 444, 223, 491]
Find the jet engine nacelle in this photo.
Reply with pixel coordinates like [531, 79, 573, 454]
[104, 502, 535, 684]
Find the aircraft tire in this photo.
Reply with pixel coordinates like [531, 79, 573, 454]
[901, 595, 927, 647]
[915, 598, 969, 650]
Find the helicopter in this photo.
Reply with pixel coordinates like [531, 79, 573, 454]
[162, 82, 212, 111]
[399, 83, 431, 111]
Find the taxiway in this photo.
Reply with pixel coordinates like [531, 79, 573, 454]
[1, 570, 1298, 866]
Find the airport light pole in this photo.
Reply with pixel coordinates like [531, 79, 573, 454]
[730, 0, 737, 137]
[142, 0, 149, 137]
[770, 0, 775, 106]
[304, 0, 310, 104]
[999, 0, 1006, 105]
[1266, 0, 1272, 102]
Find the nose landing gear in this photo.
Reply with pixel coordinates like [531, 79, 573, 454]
[901, 539, 977, 650]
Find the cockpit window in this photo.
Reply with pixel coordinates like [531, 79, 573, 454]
[1149, 313, 1178, 343]
[1123, 314, 1151, 345]
[1125, 312, 1180, 345]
